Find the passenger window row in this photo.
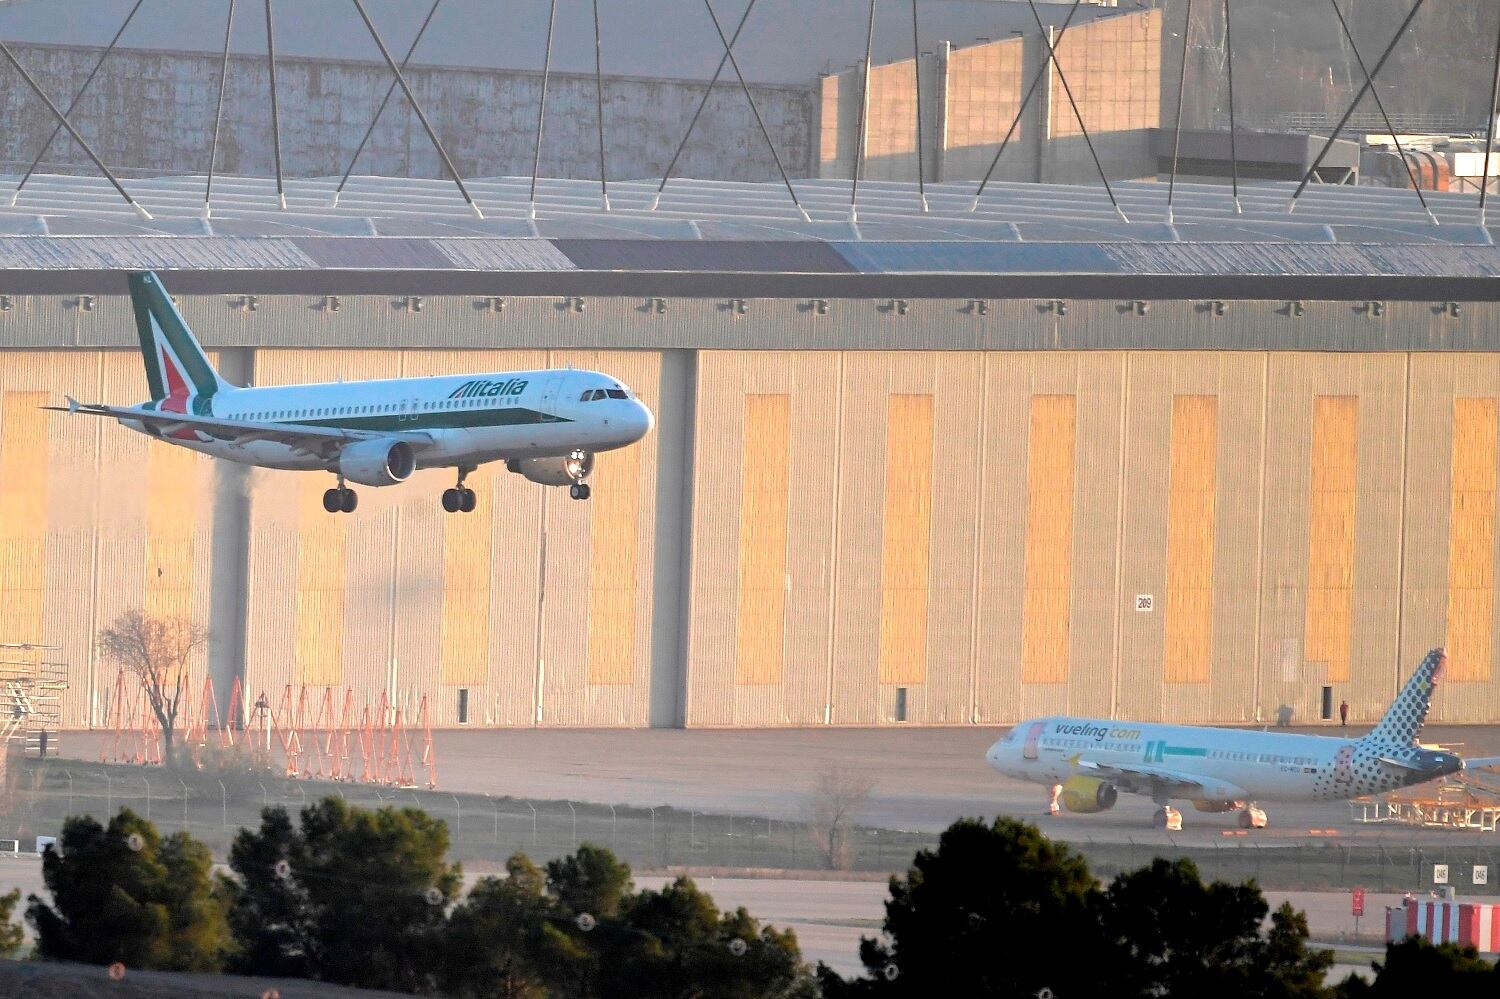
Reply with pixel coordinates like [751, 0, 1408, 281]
[236, 403, 404, 420]
[233, 396, 522, 422]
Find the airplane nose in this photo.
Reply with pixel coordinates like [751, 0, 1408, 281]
[628, 400, 654, 440]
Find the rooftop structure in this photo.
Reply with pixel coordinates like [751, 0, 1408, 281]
[0, 0, 1119, 85]
[1, 174, 1497, 308]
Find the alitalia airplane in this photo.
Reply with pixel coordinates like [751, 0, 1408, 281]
[48, 272, 654, 513]
[987, 648, 1500, 829]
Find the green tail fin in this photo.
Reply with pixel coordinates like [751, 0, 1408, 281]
[128, 271, 227, 402]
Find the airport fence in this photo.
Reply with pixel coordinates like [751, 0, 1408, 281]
[0, 759, 936, 875]
[5, 759, 1500, 896]
[1072, 837, 1500, 897]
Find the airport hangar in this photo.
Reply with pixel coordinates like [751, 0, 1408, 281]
[1, 173, 1500, 734]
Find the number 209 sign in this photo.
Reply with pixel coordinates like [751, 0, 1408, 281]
[1351, 888, 1366, 917]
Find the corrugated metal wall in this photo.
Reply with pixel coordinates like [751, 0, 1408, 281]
[4, 341, 1500, 728]
[684, 350, 1500, 727]
[9, 295, 1500, 355]
[240, 348, 662, 729]
[1405, 354, 1500, 724]
[0, 350, 217, 728]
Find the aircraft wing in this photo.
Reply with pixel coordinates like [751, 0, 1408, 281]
[1463, 757, 1500, 771]
[1071, 757, 1248, 801]
[46, 398, 431, 459]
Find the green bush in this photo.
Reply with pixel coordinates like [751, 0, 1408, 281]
[820, 817, 1335, 999]
[0, 888, 24, 959]
[26, 808, 230, 971]
[225, 796, 459, 992]
[1335, 936, 1500, 995]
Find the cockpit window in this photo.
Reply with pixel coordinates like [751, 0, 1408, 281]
[579, 387, 627, 402]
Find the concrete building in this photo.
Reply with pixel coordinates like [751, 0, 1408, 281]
[818, 7, 1162, 184]
[0, 1, 1151, 185]
[2, 172, 1499, 732]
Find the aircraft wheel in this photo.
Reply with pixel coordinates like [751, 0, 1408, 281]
[441, 488, 462, 513]
[340, 488, 358, 513]
[323, 488, 342, 513]
[569, 483, 591, 501]
[459, 488, 477, 513]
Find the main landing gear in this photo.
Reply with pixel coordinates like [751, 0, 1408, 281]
[1152, 805, 1183, 831]
[442, 467, 478, 514]
[323, 479, 357, 514]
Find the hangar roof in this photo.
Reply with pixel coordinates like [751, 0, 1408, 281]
[1, 173, 1497, 298]
[0, 171, 1492, 244]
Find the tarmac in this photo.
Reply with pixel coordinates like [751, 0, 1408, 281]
[406, 723, 1500, 841]
[58, 723, 1500, 845]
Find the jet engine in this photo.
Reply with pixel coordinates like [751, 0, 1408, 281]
[337, 439, 415, 487]
[507, 452, 593, 486]
[1191, 800, 1245, 813]
[1059, 776, 1118, 814]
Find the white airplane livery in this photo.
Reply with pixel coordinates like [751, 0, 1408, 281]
[49, 272, 653, 514]
[987, 649, 1494, 829]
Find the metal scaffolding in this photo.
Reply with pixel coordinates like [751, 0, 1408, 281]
[0, 644, 68, 758]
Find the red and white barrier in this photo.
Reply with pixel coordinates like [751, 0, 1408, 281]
[1392, 898, 1500, 951]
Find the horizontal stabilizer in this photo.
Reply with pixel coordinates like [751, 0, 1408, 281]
[44, 398, 433, 463]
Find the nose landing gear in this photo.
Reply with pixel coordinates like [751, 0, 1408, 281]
[567, 450, 591, 500]
[323, 478, 357, 513]
[442, 467, 477, 514]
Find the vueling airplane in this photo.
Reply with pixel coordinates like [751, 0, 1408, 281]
[48, 272, 653, 514]
[987, 649, 1498, 829]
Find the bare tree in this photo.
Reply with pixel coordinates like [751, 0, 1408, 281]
[97, 609, 208, 765]
[805, 766, 875, 871]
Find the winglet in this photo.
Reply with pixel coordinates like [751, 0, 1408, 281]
[65, 395, 80, 415]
